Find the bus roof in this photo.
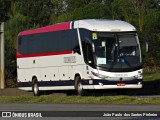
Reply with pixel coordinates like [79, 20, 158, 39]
[18, 19, 136, 36]
[74, 19, 136, 32]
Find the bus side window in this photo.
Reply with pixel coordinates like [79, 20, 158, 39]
[70, 29, 80, 54]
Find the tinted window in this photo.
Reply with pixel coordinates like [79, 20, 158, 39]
[79, 29, 95, 67]
[18, 29, 78, 54]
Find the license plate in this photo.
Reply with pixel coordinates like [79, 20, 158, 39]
[117, 83, 126, 86]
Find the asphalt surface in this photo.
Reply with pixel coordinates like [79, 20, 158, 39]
[0, 104, 160, 111]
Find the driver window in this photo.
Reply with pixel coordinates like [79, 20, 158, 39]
[82, 41, 94, 67]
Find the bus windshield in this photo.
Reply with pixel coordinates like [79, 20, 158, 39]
[93, 32, 142, 72]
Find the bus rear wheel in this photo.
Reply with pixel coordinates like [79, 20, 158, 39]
[32, 78, 41, 96]
[75, 76, 84, 96]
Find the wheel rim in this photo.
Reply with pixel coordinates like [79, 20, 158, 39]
[77, 82, 83, 95]
[34, 83, 38, 95]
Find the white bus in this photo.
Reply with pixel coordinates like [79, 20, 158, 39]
[17, 19, 143, 96]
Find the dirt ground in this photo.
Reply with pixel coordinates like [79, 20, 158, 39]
[0, 88, 33, 96]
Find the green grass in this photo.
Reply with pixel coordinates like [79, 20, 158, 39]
[144, 70, 160, 81]
[0, 95, 160, 104]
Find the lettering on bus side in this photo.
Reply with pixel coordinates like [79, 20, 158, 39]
[64, 56, 76, 63]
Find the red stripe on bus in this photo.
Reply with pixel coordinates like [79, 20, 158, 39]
[17, 50, 72, 58]
[18, 22, 71, 36]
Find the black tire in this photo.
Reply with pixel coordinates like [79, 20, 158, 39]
[75, 76, 84, 96]
[32, 78, 41, 96]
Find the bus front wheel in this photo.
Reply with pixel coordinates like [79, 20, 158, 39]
[75, 76, 84, 96]
[32, 78, 41, 96]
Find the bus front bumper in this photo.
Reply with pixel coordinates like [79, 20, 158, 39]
[82, 79, 143, 89]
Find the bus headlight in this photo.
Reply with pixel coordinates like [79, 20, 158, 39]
[135, 70, 143, 79]
[136, 74, 143, 79]
[91, 71, 109, 79]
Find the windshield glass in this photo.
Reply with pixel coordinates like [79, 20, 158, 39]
[79, 28, 142, 72]
[93, 32, 142, 72]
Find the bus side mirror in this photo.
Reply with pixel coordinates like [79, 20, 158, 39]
[139, 36, 149, 52]
[145, 41, 148, 52]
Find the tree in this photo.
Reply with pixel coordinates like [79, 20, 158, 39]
[3, 0, 160, 84]
[0, 0, 11, 22]
[5, 1, 30, 80]
[16, 0, 54, 27]
[53, 0, 109, 23]
[144, 9, 160, 67]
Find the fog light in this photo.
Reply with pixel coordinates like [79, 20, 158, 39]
[99, 82, 103, 86]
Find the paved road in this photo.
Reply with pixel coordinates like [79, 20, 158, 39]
[0, 104, 160, 111]
[0, 104, 160, 120]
